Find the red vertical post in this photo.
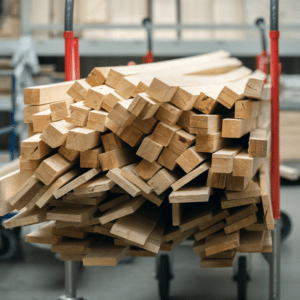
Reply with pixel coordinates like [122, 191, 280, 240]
[64, 31, 74, 81]
[270, 30, 280, 220]
[73, 37, 80, 80]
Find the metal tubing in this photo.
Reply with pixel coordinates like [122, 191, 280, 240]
[271, 0, 279, 31]
[65, 0, 75, 32]
[269, 219, 281, 300]
[176, 0, 182, 39]
[9, 75, 16, 161]
[65, 261, 77, 298]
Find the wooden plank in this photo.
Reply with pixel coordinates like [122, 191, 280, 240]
[74, 174, 115, 196]
[50, 100, 73, 122]
[171, 161, 210, 191]
[66, 127, 101, 151]
[8, 175, 42, 210]
[47, 206, 98, 223]
[200, 256, 235, 268]
[98, 147, 138, 171]
[235, 99, 261, 119]
[225, 204, 258, 225]
[144, 57, 242, 102]
[67, 79, 91, 102]
[232, 150, 265, 177]
[176, 146, 210, 173]
[193, 239, 206, 254]
[136, 136, 164, 163]
[236, 230, 265, 253]
[127, 246, 157, 257]
[198, 208, 230, 231]
[133, 116, 158, 135]
[168, 130, 196, 155]
[99, 196, 146, 224]
[157, 147, 180, 171]
[128, 93, 161, 119]
[224, 180, 261, 200]
[172, 203, 183, 226]
[36, 168, 82, 208]
[148, 168, 181, 195]
[155, 103, 183, 126]
[21, 133, 53, 161]
[41, 120, 77, 148]
[88, 110, 108, 125]
[24, 104, 51, 123]
[248, 129, 270, 158]
[224, 213, 257, 234]
[259, 164, 274, 231]
[196, 132, 230, 153]
[206, 169, 227, 189]
[25, 184, 50, 210]
[190, 114, 225, 135]
[98, 194, 131, 213]
[134, 159, 162, 181]
[110, 201, 163, 245]
[58, 141, 80, 162]
[80, 147, 104, 169]
[194, 221, 226, 241]
[169, 186, 211, 203]
[32, 109, 52, 133]
[34, 153, 77, 186]
[179, 203, 213, 232]
[62, 193, 107, 206]
[176, 110, 197, 133]
[169, 67, 252, 110]
[222, 118, 257, 138]
[221, 196, 261, 209]
[216, 71, 266, 109]
[226, 173, 251, 192]
[24, 81, 74, 105]
[211, 145, 243, 173]
[151, 122, 180, 147]
[243, 78, 265, 99]
[86, 120, 108, 133]
[107, 168, 141, 197]
[25, 221, 62, 245]
[84, 85, 114, 110]
[107, 100, 136, 127]
[140, 191, 168, 207]
[85, 67, 111, 87]
[262, 231, 272, 252]
[204, 231, 240, 256]
[121, 163, 153, 194]
[4, 206, 49, 228]
[69, 101, 92, 126]
[101, 91, 125, 112]
[51, 236, 96, 254]
[83, 243, 129, 266]
[101, 132, 124, 152]
[119, 125, 145, 147]
[54, 168, 102, 199]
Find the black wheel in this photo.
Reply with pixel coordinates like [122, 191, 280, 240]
[0, 229, 19, 261]
[237, 256, 247, 300]
[281, 211, 292, 241]
[11, 226, 21, 237]
[157, 255, 172, 300]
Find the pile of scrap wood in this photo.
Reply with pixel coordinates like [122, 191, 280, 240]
[0, 50, 273, 268]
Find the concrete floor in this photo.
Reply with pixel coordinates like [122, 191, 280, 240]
[0, 184, 299, 300]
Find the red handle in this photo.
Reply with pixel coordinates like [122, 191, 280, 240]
[270, 30, 280, 220]
[256, 49, 268, 84]
[64, 31, 80, 81]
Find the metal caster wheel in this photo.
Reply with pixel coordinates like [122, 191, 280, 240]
[281, 211, 292, 241]
[0, 229, 19, 261]
[156, 254, 173, 300]
[237, 256, 248, 300]
[59, 296, 84, 300]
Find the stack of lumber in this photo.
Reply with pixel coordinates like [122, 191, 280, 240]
[0, 50, 273, 268]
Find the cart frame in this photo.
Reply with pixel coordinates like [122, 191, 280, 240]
[59, 0, 282, 299]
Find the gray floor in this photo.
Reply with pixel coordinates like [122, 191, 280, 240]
[0, 184, 299, 300]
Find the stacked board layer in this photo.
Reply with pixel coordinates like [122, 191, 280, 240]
[1, 50, 273, 268]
